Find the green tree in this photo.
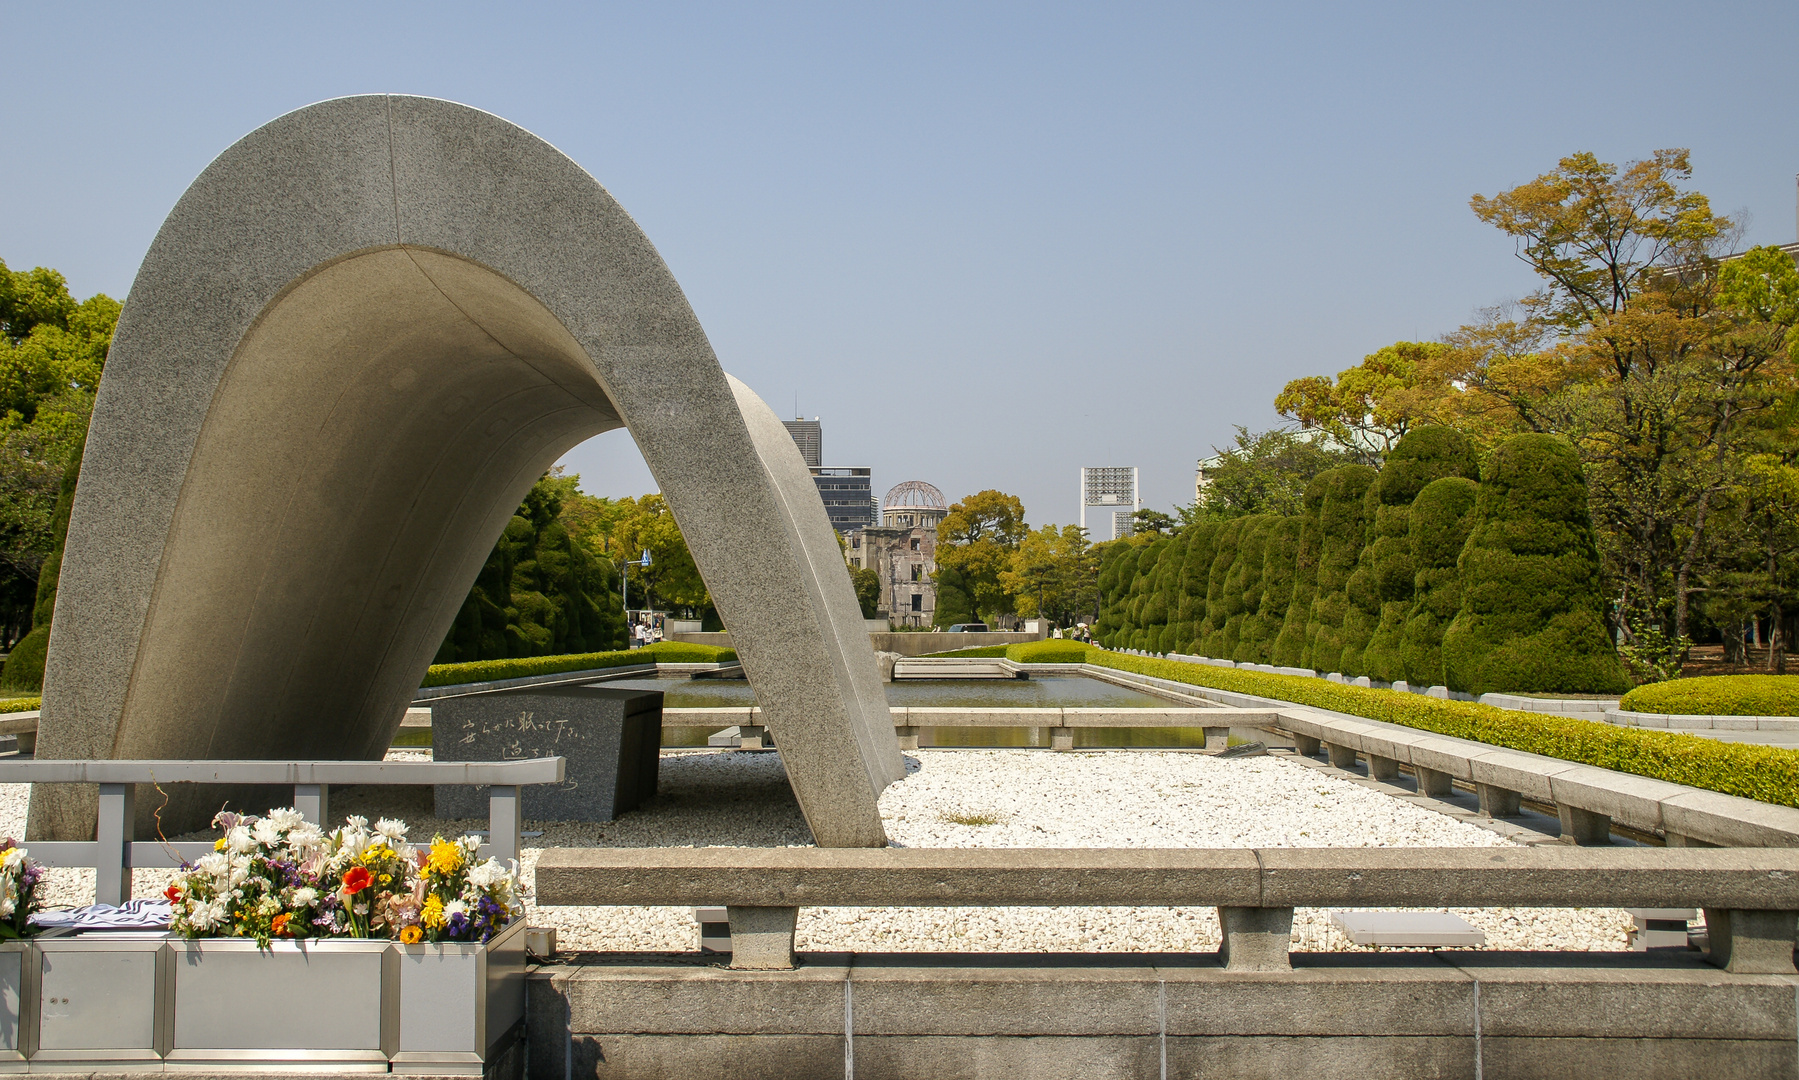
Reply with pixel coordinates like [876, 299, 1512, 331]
[1468, 150, 1755, 645]
[1000, 524, 1098, 628]
[1275, 343, 1451, 462]
[933, 490, 1027, 626]
[435, 472, 627, 662]
[1188, 426, 1352, 520]
[0, 258, 120, 652]
[849, 566, 882, 618]
[1441, 434, 1630, 695]
[606, 493, 710, 614]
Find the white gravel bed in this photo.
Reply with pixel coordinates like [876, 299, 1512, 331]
[0, 748, 1637, 953]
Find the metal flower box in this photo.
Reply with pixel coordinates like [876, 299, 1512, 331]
[3, 921, 526, 1074]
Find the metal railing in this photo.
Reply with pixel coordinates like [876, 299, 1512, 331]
[0, 757, 565, 905]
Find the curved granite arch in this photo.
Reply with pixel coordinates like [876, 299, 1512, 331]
[29, 95, 901, 845]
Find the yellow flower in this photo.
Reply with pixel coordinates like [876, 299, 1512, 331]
[379, 874, 391, 884]
[399, 925, 423, 945]
[363, 844, 393, 863]
[214, 838, 227, 851]
[425, 840, 462, 877]
[421, 895, 445, 929]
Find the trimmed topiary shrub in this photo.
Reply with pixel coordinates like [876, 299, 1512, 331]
[1224, 515, 1277, 663]
[1620, 675, 1799, 716]
[1244, 516, 1301, 665]
[1303, 465, 1377, 674]
[1198, 520, 1244, 656]
[1357, 427, 1480, 682]
[1007, 639, 1094, 663]
[1173, 522, 1218, 652]
[1441, 433, 1630, 696]
[1087, 650, 1799, 808]
[1272, 473, 1327, 668]
[1401, 476, 1479, 688]
[1095, 543, 1138, 648]
[1149, 531, 1189, 654]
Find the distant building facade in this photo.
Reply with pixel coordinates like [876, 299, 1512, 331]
[811, 466, 874, 532]
[782, 418, 822, 468]
[1080, 466, 1140, 541]
[849, 480, 948, 627]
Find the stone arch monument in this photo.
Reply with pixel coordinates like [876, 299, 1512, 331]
[29, 95, 902, 846]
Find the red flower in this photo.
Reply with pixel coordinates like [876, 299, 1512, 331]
[164, 884, 182, 903]
[342, 866, 373, 895]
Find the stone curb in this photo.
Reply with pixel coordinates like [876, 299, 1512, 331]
[1604, 709, 1799, 731]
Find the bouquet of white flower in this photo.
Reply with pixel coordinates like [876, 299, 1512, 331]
[0, 839, 44, 939]
[168, 810, 521, 946]
[167, 808, 329, 946]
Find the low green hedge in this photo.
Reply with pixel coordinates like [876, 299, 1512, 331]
[1077, 646, 1799, 808]
[1007, 640, 1095, 664]
[1620, 675, 1799, 717]
[0, 696, 39, 715]
[919, 645, 1011, 658]
[421, 641, 736, 688]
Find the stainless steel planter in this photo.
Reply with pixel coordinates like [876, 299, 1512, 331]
[28, 932, 167, 1069]
[0, 922, 527, 1073]
[0, 939, 29, 1071]
[167, 935, 397, 1071]
[392, 919, 527, 1076]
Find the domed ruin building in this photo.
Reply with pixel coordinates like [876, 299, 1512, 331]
[849, 481, 948, 627]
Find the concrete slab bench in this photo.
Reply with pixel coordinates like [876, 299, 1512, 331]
[534, 846, 1799, 976]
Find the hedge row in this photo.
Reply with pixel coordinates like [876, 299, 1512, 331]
[1620, 675, 1799, 717]
[1050, 646, 1799, 808]
[1097, 429, 1629, 695]
[1004, 640, 1094, 663]
[421, 641, 736, 688]
[0, 697, 39, 716]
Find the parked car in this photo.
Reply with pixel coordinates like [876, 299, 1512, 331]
[946, 623, 990, 633]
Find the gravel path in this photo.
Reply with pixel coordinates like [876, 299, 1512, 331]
[0, 748, 1638, 953]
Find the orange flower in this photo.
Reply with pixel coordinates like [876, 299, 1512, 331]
[272, 913, 292, 936]
[399, 925, 423, 945]
[342, 866, 373, 895]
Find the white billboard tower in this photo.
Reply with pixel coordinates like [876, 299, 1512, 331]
[1080, 466, 1140, 541]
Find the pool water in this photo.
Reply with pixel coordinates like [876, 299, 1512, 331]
[405, 675, 1223, 749]
[621, 675, 1217, 750]
[604, 676, 1174, 710]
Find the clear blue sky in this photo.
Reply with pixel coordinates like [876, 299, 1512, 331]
[7, 2, 1798, 526]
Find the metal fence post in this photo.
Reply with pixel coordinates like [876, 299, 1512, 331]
[292, 783, 329, 826]
[95, 782, 134, 906]
[488, 785, 520, 866]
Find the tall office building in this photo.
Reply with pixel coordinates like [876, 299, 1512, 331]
[1080, 467, 1140, 541]
[782, 418, 822, 468]
[783, 417, 874, 532]
[810, 467, 874, 532]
